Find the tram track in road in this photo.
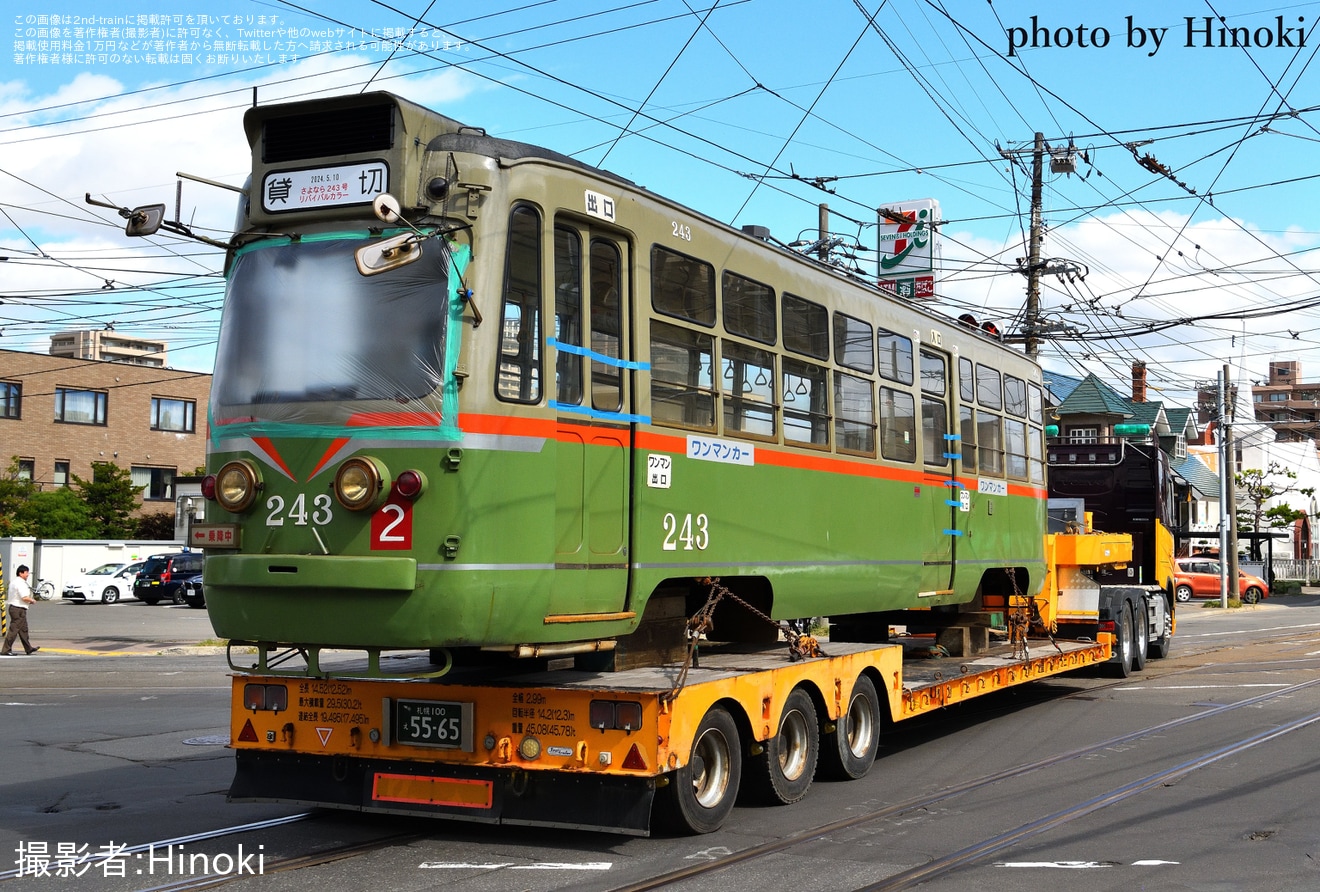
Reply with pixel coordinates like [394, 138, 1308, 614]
[608, 674, 1320, 892]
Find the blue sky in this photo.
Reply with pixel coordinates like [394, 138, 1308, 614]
[4, 0, 1320, 409]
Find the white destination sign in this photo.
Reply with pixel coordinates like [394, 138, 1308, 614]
[686, 435, 754, 466]
[262, 162, 389, 213]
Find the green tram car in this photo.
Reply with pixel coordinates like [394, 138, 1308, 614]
[199, 92, 1049, 661]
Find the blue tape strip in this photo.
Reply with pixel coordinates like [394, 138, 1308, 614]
[943, 452, 962, 460]
[549, 401, 650, 424]
[548, 338, 651, 371]
[943, 529, 963, 537]
[944, 433, 962, 441]
[945, 499, 962, 507]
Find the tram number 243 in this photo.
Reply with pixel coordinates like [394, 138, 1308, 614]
[662, 513, 709, 551]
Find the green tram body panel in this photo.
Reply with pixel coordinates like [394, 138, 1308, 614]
[202, 92, 1047, 650]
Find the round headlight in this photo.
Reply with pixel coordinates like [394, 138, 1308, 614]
[215, 461, 261, 513]
[334, 457, 389, 511]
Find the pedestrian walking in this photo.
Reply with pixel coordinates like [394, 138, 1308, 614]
[1, 565, 41, 656]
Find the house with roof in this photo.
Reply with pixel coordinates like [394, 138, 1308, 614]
[1046, 365, 1219, 555]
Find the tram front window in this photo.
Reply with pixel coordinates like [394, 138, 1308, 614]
[213, 237, 450, 416]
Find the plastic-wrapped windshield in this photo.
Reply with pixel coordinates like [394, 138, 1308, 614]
[213, 236, 449, 418]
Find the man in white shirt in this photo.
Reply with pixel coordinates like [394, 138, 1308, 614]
[2, 564, 40, 656]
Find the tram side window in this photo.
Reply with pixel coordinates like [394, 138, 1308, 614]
[835, 313, 874, 374]
[976, 364, 1002, 410]
[723, 272, 776, 345]
[591, 239, 623, 412]
[783, 358, 828, 447]
[877, 328, 913, 385]
[922, 396, 949, 467]
[783, 293, 829, 360]
[880, 386, 917, 463]
[722, 341, 776, 439]
[1028, 383, 1044, 424]
[1005, 419, 1028, 479]
[920, 350, 946, 396]
[959, 356, 975, 403]
[497, 205, 542, 404]
[979, 413, 1003, 475]
[553, 225, 583, 406]
[835, 372, 876, 456]
[1004, 374, 1028, 417]
[1028, 424, 1045, 483]
[650, 320, 715, 430]
[959, 406, 978, 473]
[652, 246, 715, 326]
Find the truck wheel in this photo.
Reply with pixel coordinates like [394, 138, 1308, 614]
[1131, 599, 1148, 671]
[819, 675, 880, 781]
[1150, 601, 1172, 659]
[744, 687, 819, 805]
[654, 706, 741, 834]
[1110, 603, 1135, 678]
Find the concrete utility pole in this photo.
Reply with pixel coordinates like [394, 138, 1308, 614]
[1224, 364, 1241, 603]
[1217, 365, 1242, 607]
[1025, 132, 1045, 359]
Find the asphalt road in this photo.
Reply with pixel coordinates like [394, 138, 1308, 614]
[2, 594, 1319, 891]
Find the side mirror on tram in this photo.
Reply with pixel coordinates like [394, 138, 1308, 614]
[355, 193, 425, 276]
[356, 232, 423, 276]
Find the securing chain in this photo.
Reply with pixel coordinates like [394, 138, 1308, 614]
[1005, 568, 1061, 661]
[662, 577, 825, 703]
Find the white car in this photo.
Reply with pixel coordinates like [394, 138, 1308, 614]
[61, 561, 144, 605]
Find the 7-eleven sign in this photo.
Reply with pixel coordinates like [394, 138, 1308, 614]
[877, 199, 941, 282]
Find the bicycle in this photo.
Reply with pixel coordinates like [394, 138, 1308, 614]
[31, 578, 56, 601]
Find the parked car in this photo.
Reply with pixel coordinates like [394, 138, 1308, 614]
[62, 561, 144, 605]
[132, 552, 204, 605]
[1174, 557, 1269, 603]
[178, 573, 205, 609]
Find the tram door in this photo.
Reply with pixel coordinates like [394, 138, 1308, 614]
[549, 223, 632, 617]
[919, 346, 958, 594]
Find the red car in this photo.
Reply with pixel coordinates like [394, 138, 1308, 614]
[1174, 557, 1268, 603]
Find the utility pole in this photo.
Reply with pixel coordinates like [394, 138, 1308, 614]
[818, 204, 830, 263]
[1218, 367, 1231, 607]
[1025, 132, 1045, 359]
[1223, 364, 1240, 603]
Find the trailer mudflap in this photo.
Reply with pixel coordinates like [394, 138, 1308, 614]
[230, 750, 656, 835]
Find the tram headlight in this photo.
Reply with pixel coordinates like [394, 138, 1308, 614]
[334, 456, 390, 511]
[214, 461, 262, 513]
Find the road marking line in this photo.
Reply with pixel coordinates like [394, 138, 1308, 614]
[1117, 684, 1290, 691]
[419, 862, 612, 871]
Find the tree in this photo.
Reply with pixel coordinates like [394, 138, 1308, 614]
[0, 457, 38, 536]
[14, 489, 99, 538]
[1236, 462, 1315, 560]
[73, 461, 143, 538]
[135, 511, 178, 540]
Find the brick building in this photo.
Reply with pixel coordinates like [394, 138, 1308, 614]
[1251, 360, 1320, 443]
[0, 348, 210, 517]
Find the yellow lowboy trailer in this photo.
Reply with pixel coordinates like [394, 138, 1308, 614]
[228, 525, 1166, 836]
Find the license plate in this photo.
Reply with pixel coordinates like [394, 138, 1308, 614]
[393, 699, 474, 751]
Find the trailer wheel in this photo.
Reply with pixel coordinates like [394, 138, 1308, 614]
[654, 706, 741, 834]
[820, 675, 880, 781]
[1131, 599, 1148, 671]
[1110, 603, 1135, 678]
[744, 687, 819, 805]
